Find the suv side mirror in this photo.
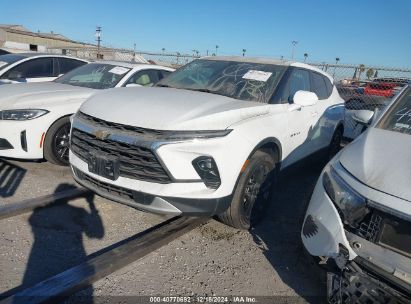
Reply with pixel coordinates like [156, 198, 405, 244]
[293, 90, 319, 107]
[353, 110, 374, 125]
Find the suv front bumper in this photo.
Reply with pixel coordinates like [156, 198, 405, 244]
[71, 164, 232, 216]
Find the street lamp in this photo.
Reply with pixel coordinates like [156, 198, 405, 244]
[304, 53, 308, 63]
[215, 45, 219, 56]
[291, 40, 298, 60]
[242, 49, 246, 57]
[334, 57, 340, 77]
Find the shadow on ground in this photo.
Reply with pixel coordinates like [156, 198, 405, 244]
[250, 158, 328, 303]
[0, 160, 26, 198]
[5, 183, 105, 304]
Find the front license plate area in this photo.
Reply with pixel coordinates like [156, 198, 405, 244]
[88, 152, 120, 181]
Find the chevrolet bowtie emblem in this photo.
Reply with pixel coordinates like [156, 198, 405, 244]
[94, 130, 110, 140]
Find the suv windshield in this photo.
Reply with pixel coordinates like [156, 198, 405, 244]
[55, 63, 130, 89]
[0, 54, 27, 70]
[378, 87, 411, 135]
[157, 59, 286, 103]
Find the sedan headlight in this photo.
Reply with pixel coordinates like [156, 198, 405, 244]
[0, 109, 49, 121]
[322, 164, 368, 228]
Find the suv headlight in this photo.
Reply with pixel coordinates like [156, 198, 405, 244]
[322, 164, 368, 228]
[0, 109, 49, 121]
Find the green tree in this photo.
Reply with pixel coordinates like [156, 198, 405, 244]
[366, 68, 375, 80]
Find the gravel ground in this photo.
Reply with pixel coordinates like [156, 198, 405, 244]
[0, 158, 327, 303]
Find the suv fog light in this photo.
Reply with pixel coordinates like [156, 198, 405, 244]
[192, 156, 221, 189]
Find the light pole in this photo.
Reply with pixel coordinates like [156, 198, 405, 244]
[95, 26, 102, 59]
[215, 45, 219, 56]
[304, 53, 308, 63]
[242, 49, 246, 57]
[162, 48, 165, 55]
[291, 40, 298, 60]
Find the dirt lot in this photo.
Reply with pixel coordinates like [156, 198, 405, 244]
[0, 158, 327, 303]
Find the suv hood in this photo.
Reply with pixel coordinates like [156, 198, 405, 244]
[0, 82, 95, 110]
[340, 127, 411, 202]
[80, 87, 271, 130]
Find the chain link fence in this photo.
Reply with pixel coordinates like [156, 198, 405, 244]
[310, 63, 411, 139]
[47, 46, 410, 139]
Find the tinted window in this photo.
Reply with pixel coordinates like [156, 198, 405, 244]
[311, 72, 328, 100]
[3, 57, 54, 79]
[280, 68, 311, 103]
[125, 70, 160, 87]
[58, 58, 86, 74]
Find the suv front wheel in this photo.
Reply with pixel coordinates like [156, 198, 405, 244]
[218, 150, 276, 230]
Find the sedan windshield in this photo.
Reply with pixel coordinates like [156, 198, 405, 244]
[156, 59, 286, 103]
[0, 54, 27, 70]
[378, 87, 411, 135]
[55, 63, 131, 89]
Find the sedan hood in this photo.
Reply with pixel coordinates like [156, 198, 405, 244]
[340, 127, 411, 202]
[0, 82, 95, 110]
[80, 87, 270, 130]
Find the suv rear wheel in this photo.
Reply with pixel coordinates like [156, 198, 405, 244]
[44, 117, 71, 166]
[219, 150, 276, 230]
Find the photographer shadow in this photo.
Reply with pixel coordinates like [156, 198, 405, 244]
[19, 183, 105, 304]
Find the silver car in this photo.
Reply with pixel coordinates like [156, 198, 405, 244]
[301, 83, 411, 302]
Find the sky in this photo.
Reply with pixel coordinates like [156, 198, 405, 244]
[0, 0, 410, 67]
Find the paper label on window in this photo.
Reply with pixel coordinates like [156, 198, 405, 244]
[0, 61, 7, 68]
[108, 66, 130, 75]
[242, 70, 272, 82]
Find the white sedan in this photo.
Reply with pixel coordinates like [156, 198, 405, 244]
[0, 53, 88, 84]
[0, 61, 174, 165]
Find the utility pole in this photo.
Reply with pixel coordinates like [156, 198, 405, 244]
[95, 26, 102, 59]
[291, 40, 298, 60]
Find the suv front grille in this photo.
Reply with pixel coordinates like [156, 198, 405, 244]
[70, 128, 171, 184]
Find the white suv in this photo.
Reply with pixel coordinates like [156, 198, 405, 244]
[69, 57, 345, 229]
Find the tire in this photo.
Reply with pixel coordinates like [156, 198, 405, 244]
[218, 150, 276, 230]
[328, 127, 343, 160]
[44, 117, 71, 166]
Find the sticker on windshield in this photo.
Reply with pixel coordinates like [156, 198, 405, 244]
[0, 61, 7, 68]
[242, 70, 272, 82]
[108, 66, 130, 75]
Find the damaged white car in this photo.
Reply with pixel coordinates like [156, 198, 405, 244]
[302, 83, 411, 302]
